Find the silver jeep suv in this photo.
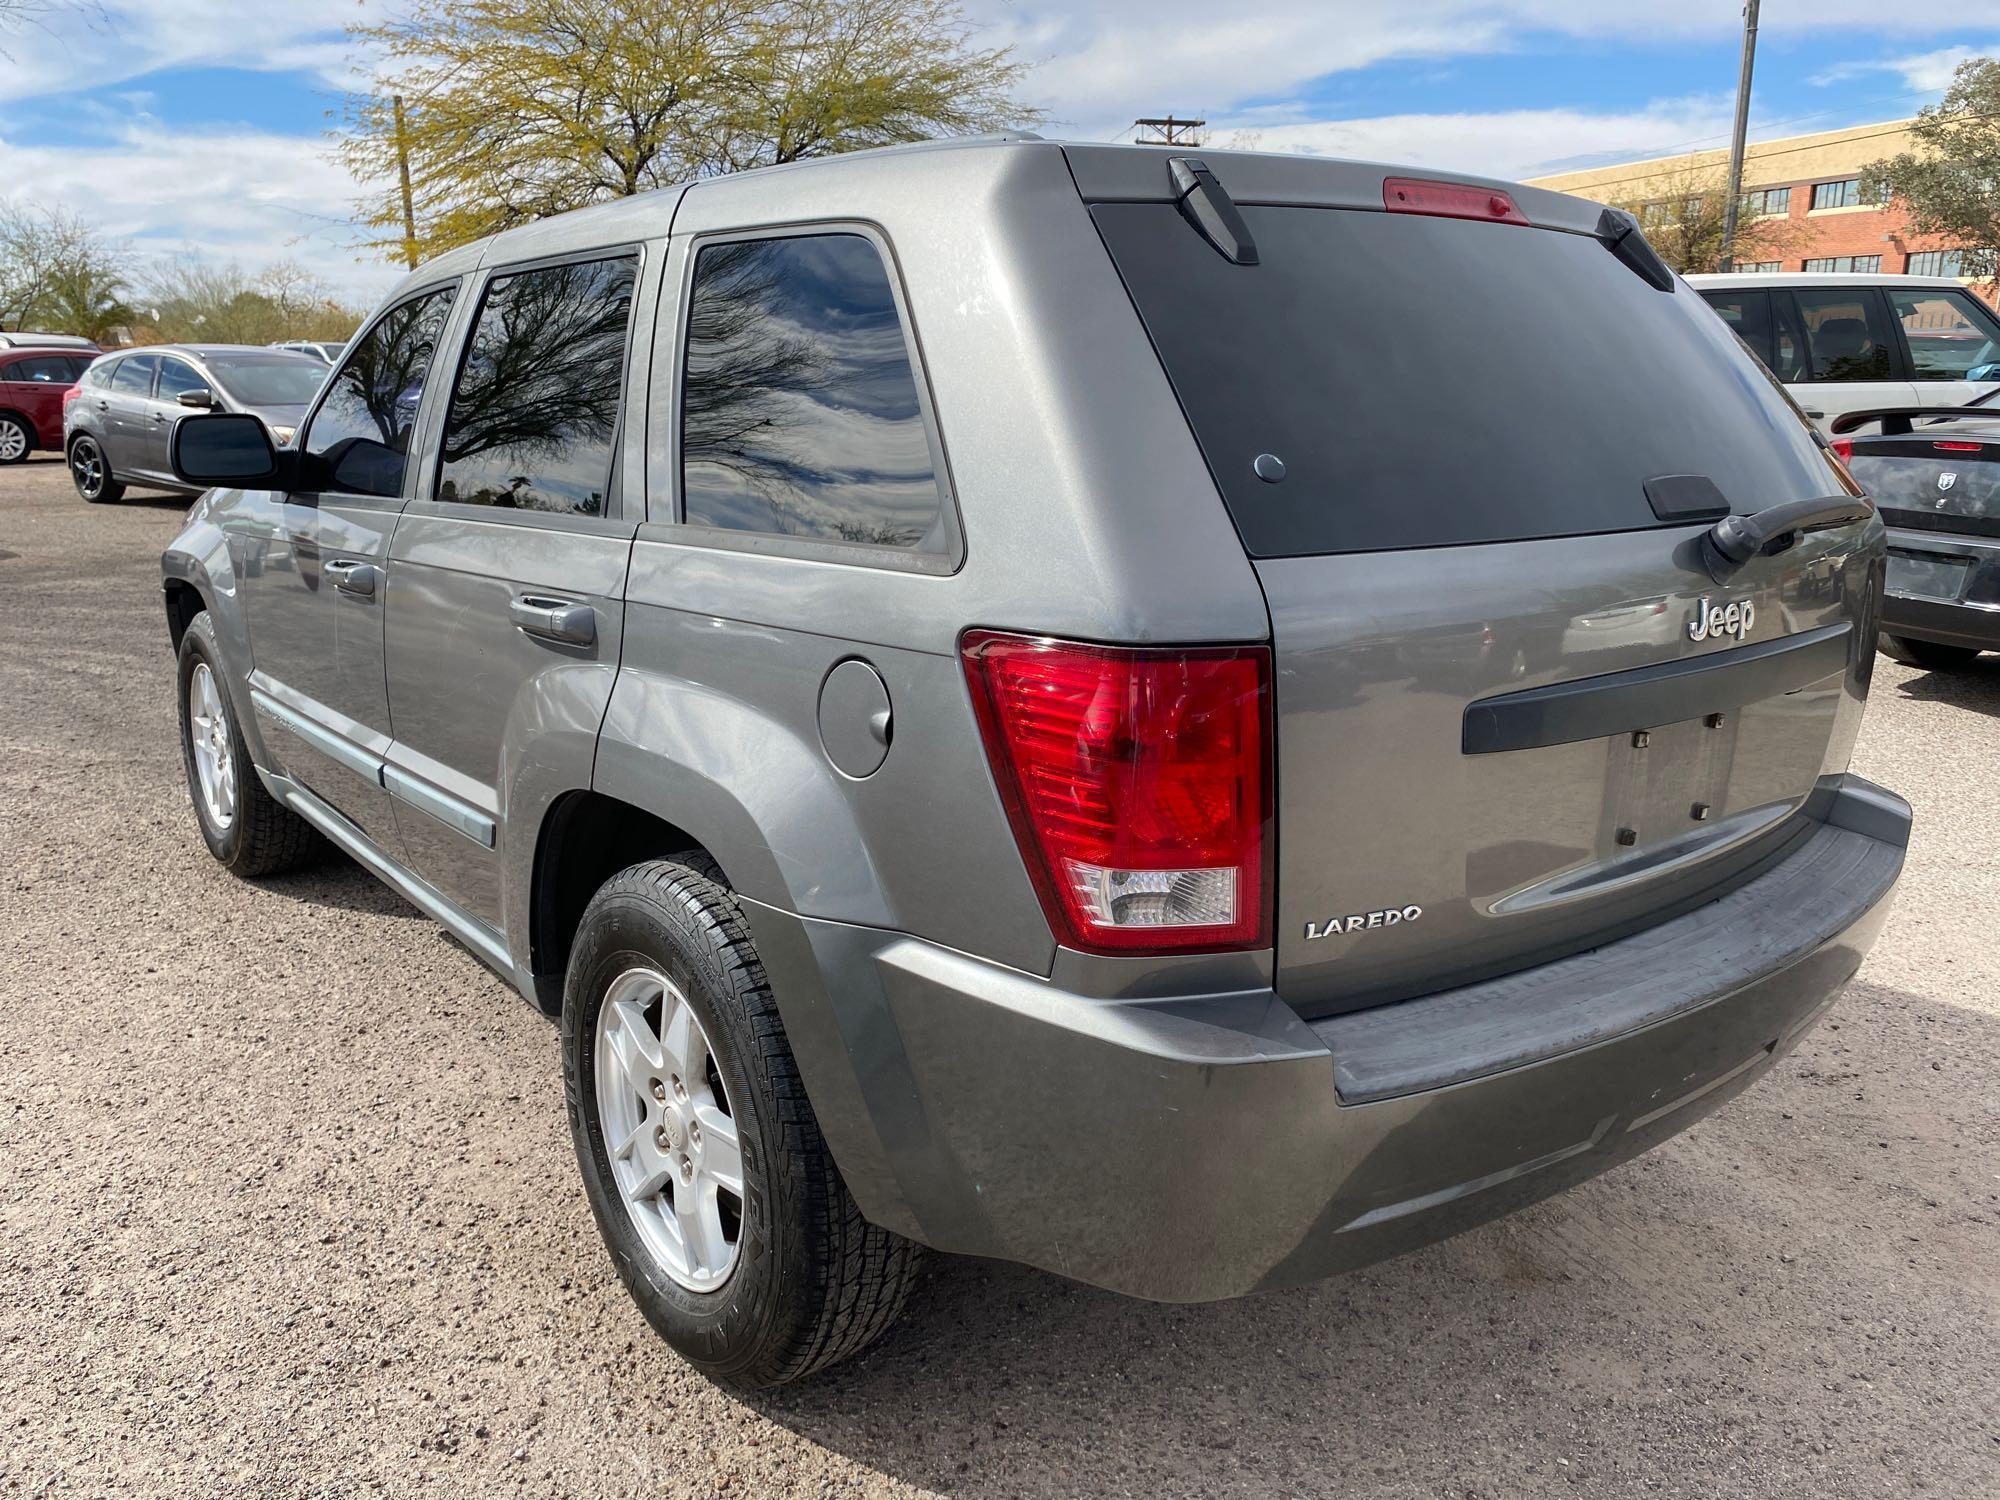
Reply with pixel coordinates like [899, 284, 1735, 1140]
[159, 138, 1909, 1388]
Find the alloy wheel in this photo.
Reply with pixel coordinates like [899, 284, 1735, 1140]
[594, 966, 744, 1293]
[186, 662, 236, 833]
[70, 439, 104, 499]
[0, 418, 27, 462]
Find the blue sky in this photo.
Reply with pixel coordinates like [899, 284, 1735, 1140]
[2, 1, 1998, 299]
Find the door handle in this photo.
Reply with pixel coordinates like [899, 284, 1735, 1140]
[325, 559, 379, 598]
[150, 412, 168, 424]
[1804, 408, 1825, 419]
[510, 595, 596, 647]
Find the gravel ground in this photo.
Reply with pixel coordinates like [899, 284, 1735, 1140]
[1, 457, 1995, 1500]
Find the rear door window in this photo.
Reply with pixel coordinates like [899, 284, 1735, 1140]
[1700, 289, 1807, 382]
[1791, 288, 1896, 382]
[108, 356, 156, 396]
[436, 254, 638, 515]
[1092, 202, 1836, 557]
[1886, 286, 2000, 382]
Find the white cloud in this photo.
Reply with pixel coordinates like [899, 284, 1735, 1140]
[1203, 98, 1740, 184]
[0, 118, 399, 301]
[1811, 45, 1985, 93]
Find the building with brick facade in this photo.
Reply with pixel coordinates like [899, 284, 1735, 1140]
[1524, 119, 1979, 283]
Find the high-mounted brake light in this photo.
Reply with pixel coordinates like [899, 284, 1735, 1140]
[1383, 177, 1529, 226]
[1933, 440, 1983, 452]
[961, 631, 1272, 955]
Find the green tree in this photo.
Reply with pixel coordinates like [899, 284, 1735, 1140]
[0, 202, 133, 338]
[1861, 57, 2000, 280]
[1606, 164, 1806, 275]
[141, 256, 367, 345]
[339, 0, 1040, 261]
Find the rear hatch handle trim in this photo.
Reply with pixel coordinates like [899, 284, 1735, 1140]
[1462, 622, 1852, 756]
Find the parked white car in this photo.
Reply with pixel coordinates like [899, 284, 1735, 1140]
[1687, 272, 2000, 431]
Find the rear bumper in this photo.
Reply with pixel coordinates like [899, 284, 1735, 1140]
[749, 774, 1908, 1303]
[1880, 526, 2000, 650]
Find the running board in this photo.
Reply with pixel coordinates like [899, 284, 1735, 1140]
[254, 765, 517, 980]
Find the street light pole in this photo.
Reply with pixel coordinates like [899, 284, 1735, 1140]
[1718, 0, 1761, 272]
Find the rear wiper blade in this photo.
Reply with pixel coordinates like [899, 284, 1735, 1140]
[1593, 207, 1675, 292]
[1701, 495, 1874, 580]
[1168, 157, 1258, 266]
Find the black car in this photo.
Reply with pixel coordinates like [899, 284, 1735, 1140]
[1833, 398, 2000, 668]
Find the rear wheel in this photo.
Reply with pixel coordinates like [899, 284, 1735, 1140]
[0, 413, 31, 465]
[563, 859, 922, 1387]
[1881, 635, 1983, 670]
[68, 434, 124, 503]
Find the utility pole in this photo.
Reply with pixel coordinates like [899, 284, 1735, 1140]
[1134, 116, 1206, 147]
[1718, 0, 1760, 272]
[392, 93, 419, 270]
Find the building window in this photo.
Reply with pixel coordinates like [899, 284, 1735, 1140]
[1906, 249, 1967, 278]
[1803, 255, 1882, 274]
[1743, 187, 1790, 217]
[1737, 260, 1782, 274]
[1810, 179, 1863, 210]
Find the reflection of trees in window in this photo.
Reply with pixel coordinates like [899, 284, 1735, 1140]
[304, 286, 455, 497]
[436, 256, 635, 514]
[681, 234, 941, 550]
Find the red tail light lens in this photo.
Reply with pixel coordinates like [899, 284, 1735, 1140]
[961, 631, 1272, 955]
[1383, 177, 1528, 225]
[1829, 436, 1854, 464]
[1933, 440, 1982, 452]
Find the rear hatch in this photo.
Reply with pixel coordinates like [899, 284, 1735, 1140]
[1842, 425, 2000, 541]
[1077, 149, 1881, 1016]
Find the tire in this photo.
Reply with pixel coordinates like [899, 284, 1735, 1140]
[563, 859, 922, 1388]
[1880, 634, 1983, 670]
[68, 433, 124, 503]
[175, 611, 326, 877]
[0, 412, 31, 465]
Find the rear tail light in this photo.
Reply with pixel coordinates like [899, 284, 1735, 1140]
[1383, 177, 1529, 225]
[60, 385, 81, 412]
[1829, 436, 1854, 465]
[961, 631, 1272, 955]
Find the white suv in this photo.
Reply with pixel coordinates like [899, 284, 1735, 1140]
[1688, 271, 2000, 431]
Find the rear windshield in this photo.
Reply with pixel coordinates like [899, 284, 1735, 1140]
[209, 357, 327, 406]
[1092, 203, 1839, 557]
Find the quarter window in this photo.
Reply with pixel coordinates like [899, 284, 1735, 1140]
[1887, 287, 2000, 381]
[303, 284, 456, 499]
[680, 233, 946, 552]
[435, 254, 637, 515]
[1802, 255, 1881, 274]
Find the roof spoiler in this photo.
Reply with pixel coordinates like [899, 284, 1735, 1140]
[1829, 406, 1995, 436]
[1593, 208, 1675, 292]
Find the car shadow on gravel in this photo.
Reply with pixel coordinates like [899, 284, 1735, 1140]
[263, 852, 432, 922]
[1887, 658, 2000, 717]
[736, 976, 1996, 1498]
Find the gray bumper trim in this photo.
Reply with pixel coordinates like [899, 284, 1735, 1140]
[1314, 794, 1907, 1104]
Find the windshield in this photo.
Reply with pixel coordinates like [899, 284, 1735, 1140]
[209, 357, 326, 406]
[1093, 203, 1842, 556]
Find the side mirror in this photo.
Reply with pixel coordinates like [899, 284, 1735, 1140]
[170, 412, 294, 490]
[176, 387, 216, 409]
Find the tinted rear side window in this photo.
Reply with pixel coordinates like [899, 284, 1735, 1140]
[680, 233, 947, 552]
[1092, 204, 1837, 557]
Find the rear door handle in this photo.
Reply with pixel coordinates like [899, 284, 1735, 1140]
[325, 559, 379, 598]
[1804, 408, 1825, 419]
[150, 412, 169, 424]
[510, 595, 596, 647]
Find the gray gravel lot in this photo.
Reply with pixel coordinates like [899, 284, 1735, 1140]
[1, 457, 1995, 1499]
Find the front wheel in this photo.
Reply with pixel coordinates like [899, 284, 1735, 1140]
[1881, 635, 1983, 670]
[176, 611, 325, 876]
[563, 860, 923, 1388]
[68, 434, 124, 503]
